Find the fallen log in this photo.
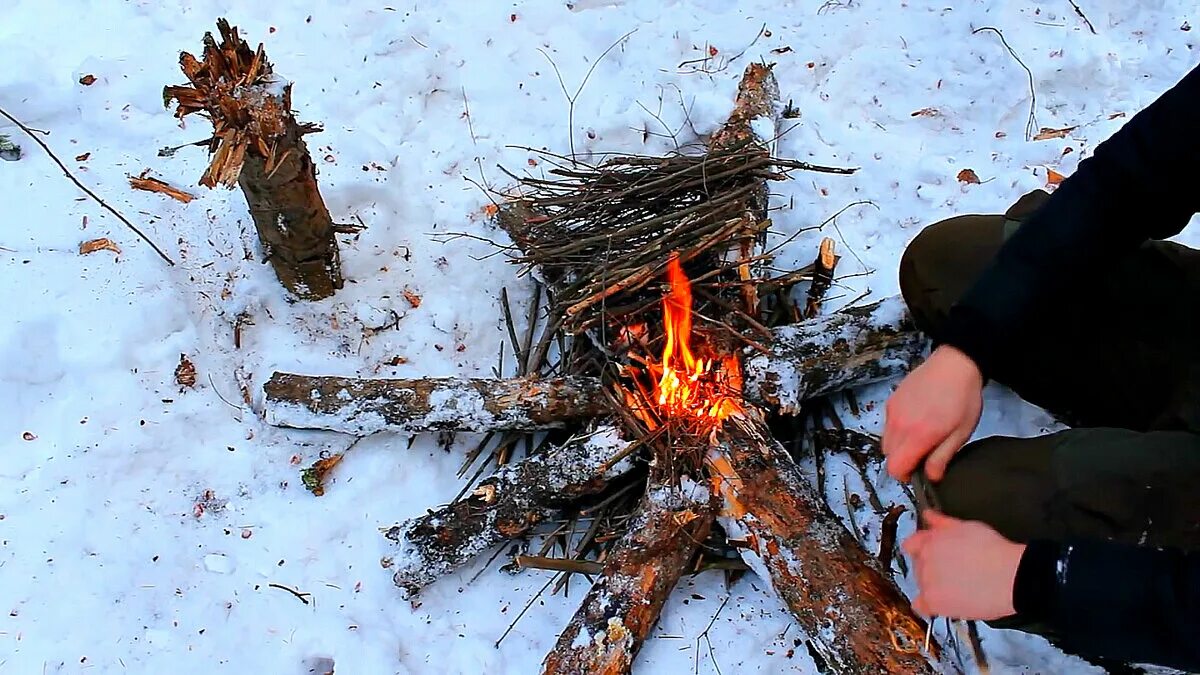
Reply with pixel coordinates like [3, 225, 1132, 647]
[384, 425, 634, 598]
[164, 19, 344, 299]
[264, 373, 607, 434]
[264, 300, 923, 433]
[542, 479, 713, 675]
[744, 295, 926, 413]
[707, 411, 936, 674]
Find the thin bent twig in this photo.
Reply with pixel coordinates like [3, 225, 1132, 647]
[0, 105, 177, 266]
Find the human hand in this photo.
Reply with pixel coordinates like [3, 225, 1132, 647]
[882, 345, 983, 482]
[903, 510, 1024, 620]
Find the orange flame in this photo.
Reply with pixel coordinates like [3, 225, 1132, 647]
[652, 256, 743, 424]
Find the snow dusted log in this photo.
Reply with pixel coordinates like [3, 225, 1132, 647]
[263, 373, 607, 434]
[164, 19, 343, 300]
[744, 296, 926, 414]
[384, 426, 633, 598]
[707, 412, 936, 675]
[710, 62, 779, 220]
[264, 303, 921, 433]
[542, 479, 713, 675]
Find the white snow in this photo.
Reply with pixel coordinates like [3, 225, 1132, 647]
[2, 1, 1197, 673]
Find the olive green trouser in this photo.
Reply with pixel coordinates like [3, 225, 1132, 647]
[899, 190, 1200, 557]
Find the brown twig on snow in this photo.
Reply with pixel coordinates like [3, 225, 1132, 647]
[972, 26, 1039, 141]
[1066, 0, 1098, 34]
[129, 173, 196, 203]
[267, 582, 311, 605]
[0, 105, 177, 266]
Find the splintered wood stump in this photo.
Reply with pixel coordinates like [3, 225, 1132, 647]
[164, 19, 343, 300]
[542, 480, 713, 675]
[264, 373, 607, 434]
[263, 301, 923, 434]
[708, 413, 936, 674]
[744, 296, 926, 413]
[384, 426, 634, 598]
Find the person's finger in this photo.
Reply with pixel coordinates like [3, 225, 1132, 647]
[901, 532, 927, 557]
[922, 509, 959, 529]
[924, 427, 971, 482]
[887, 423, 941, 481]
[881, 405, 903, 458]
[912, 593, 930, 617]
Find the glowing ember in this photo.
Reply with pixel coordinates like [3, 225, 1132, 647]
[651, 256, 743, 424]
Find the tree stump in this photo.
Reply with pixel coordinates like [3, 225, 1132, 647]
[164, 19, 343, 300]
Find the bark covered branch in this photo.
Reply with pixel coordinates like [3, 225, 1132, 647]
[264, 373, 608, 434]
[707, 412, 937, 674]
[263, 299, 923, 434]
[542, 479, 713, 675]
[384, 426, 634, 598]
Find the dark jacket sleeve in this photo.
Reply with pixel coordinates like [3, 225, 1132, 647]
[1014, 539, 1200, 671]
[941, 64, 1200, 376]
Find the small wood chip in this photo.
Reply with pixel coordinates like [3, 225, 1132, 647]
[910, 107, 939, 117]
[301, 454, 344, 496]
[1032, 125, 1077, 141]
[174, 354, 197, 388]
[402, 288, 422, 308]
[1046, 167, 1066, 187]
[130, 174, 195, 203]
[79, 238, 121, 256]
[79, 74, 97, 86]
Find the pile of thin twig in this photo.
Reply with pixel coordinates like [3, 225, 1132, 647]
[501, 142, 851, 357]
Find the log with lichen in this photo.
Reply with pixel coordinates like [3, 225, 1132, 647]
[164, 18, 343, 299]
[384, 425, 635, 598]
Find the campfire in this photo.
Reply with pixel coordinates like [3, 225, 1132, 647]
[264, 64, 943, 674]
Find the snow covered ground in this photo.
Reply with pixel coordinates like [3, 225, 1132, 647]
[1, 1, 1196, 673]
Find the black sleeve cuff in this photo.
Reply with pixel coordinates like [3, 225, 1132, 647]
[1012, 539, 1061, 622]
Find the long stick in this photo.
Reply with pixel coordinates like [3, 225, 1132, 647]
[0, 106, 176, 266]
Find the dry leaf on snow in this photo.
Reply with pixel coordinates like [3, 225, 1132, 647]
[402, 288, 422, 308]
[1046, 168, 1066, 186]
[910, 107, 940, 117]
[956, 168, 981, 184]
[79, 74, 97, 86]
[79, 238, 121, 256]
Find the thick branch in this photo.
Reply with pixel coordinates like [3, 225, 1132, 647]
[542, 480, 713, 675]
[744, 296, 926, 413]
[263, 300, 923, 434]
[264, 373, 607, 434]
[707, 412, 937, 674]
[384, 425, 633, 598]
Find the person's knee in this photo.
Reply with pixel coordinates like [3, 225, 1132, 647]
[899, 215, 1004, 337]
[898, 219, 961, 335]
